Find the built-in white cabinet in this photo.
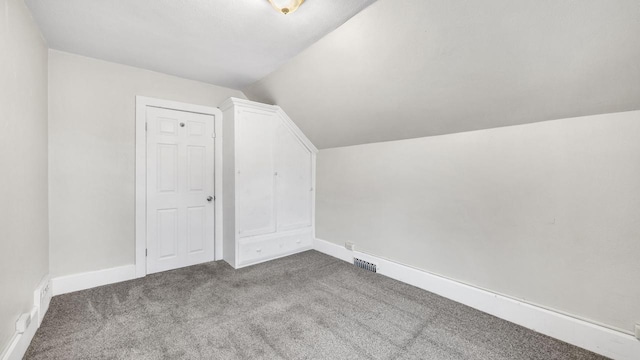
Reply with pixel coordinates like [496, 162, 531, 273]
[221, 98, 317, 268]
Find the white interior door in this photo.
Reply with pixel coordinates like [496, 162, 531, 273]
[275, 121, 313, 231]
[236, 109, 277, 237]
[146, 106, 215, 274]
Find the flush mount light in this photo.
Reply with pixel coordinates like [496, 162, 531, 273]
[268, 0, 305, 15]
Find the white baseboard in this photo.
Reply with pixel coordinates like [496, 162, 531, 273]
[2, 265, 134, 358]
[0, 308, 38, 360]
[313, 238, 640, 360]
[6, 245, 637, 359]
[1, 274, 52, 360]
[313, 238, 353, 262]
[33, 275, 52, 326]
[52, 265, 136, 296]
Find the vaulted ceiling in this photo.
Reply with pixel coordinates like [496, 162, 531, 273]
[25, 0, 377, 89]
[245, 0, 640, 148]
[26, 0, 640, 149]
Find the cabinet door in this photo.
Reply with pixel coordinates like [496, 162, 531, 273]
[275, 121, 313, 231]
[236, 109, 277, 237]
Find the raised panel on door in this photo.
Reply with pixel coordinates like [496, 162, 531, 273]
[157, 209, 178, 258]
[157, 144, 178, 193]
[187, 206, 206, 254]
[236, 109, 277, 237]
[275, 122, 313, 231]
[146, 106, 216, 274]
[187, 145, 206, 192]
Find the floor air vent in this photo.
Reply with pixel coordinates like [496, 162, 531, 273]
[354, 258, 377, 273]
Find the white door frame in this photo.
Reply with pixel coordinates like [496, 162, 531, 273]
[135, 96, 224, 278]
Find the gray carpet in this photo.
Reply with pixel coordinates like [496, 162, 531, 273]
[26, 251, 605, 359]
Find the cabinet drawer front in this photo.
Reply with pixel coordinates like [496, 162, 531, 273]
[238, 232, 312, 266]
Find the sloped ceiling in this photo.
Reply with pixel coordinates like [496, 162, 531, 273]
[25, 0, 377, 89]
[244, 0, 640, 149]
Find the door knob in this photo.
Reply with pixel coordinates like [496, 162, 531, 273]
[207, 196, 213, 202]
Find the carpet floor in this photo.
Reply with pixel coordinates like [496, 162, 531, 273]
[26, 251, 605, 359]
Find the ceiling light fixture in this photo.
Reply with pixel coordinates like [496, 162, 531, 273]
[268, 0, 305, 15]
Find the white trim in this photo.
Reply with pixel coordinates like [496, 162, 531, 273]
[274, 107, 318, 154]
[310, 155, 317, 240]
[220, 97, 275, 113]
[135, 96, 224, 278]
[135, 98, 147, 278]
[220, 97, 318, 154]
[33, 275, 51, 326]
[313, 238, 353, 263]
[52, 265, 136, 296]
[0, 263, 137, 359]
[1, 274, 52, 360]
[313, 238, 640, 360]
[0, 308, 38, 360]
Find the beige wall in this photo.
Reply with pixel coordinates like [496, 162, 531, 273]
[48, 50, 245, 277]
[0, 0, 49, 354]
[317, 111, 640, 334]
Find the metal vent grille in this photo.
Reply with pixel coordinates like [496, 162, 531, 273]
[354, 258, 377, 273]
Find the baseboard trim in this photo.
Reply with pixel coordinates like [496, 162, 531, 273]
[313, 238, 353, 263]
[1, 274, 52, 360]
[33, 275, 52, 326]
[52, 265, 136, 296]
[313, 238, 640, 360]
[0, 308, 38, 360]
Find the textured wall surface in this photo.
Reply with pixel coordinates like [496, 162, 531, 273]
[0, 0, 49, 354]
[245, 0, 640, 148]
[48, 50, 245, 277]
[317, 111, 640, 333]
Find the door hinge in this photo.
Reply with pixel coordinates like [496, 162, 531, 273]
[145, 249, 148, 257]
[145, 123, 148, 131]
